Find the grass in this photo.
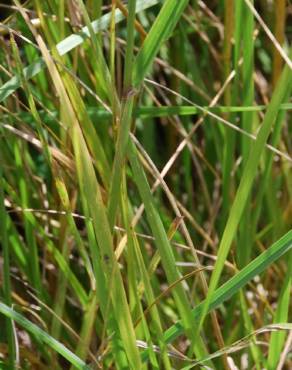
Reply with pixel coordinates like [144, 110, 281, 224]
[0, 1, 291, 369]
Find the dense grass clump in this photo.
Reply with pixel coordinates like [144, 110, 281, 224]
[0, 1, 291, 369]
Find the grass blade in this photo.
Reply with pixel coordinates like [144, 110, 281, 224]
[0, 0, 160, 103]
[161, 229, 292, 345]
[197, 48, 292, 332]
[0, 163, 16, 369]
[108, 0, 189, 228]
[133, 0, 189, 87]
[267, 251, 292, 369]
[128, 140, 210, 361]
[0, 302, 90, 370]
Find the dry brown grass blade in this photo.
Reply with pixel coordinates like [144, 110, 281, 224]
[2, 123, 74, 171]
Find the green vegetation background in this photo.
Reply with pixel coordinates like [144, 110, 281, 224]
[0, 1, 291, 369]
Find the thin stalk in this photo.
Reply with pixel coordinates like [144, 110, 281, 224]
[0, 163, 16, 369]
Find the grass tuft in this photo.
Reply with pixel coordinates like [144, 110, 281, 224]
[0, 1, 291, 369]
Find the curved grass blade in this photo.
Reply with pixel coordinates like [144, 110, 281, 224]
[129, 230, 292, 360]
[160, 229, 292, 346]
[181, 324, 292, 369]
[0, 0, 160, 103]
[0, 302, 90, 370]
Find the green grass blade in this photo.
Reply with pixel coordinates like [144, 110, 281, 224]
[75, 0, 118, 106]
[128, 140, 210, 361]
[267, 251, 292, 369]
[123, 0, 138, 90]
[72, 124, 142, 369]
[197, 48, 292, 332]
[7, 103, 292, 123]
[1, 2, 291, 368]
[239, 291, 263, 369]
[108, 0, 190, 228]
[72, 292, 98, 364]
[135, 103, 292, 116]
[120, 183, 172, 369]
[133, 0, 189, 87]
[107, 95, 135, 228]
[13, 143, 43, 297]
[0, 166, 16, 368]
[181, 324, 292, 369]
[40, 231, 88, 308]
[0, 0, 160, 103]
[37, 34, 141, 368]
[160, 229, 292, 345]
[0, 302, 90, 370]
